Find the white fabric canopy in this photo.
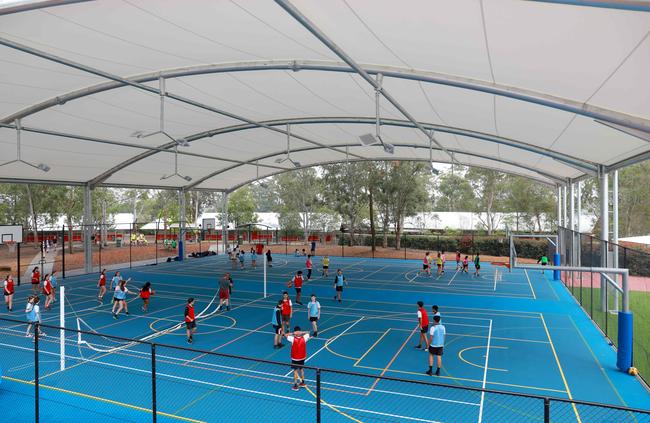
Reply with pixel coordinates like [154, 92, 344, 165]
[0, 0, 648, 190]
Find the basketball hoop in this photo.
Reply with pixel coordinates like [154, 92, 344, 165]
[5, 241, 16, 253]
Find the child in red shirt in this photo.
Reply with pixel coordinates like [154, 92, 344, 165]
[140, 281, 155, 312]
[415, 301, 429, 350]
[97, 269, 107, 303]
[285, 326, 311, 391]
[281, 291, 293, 333]
[289, 271, 304, 305]
[185, 298, 196, 344]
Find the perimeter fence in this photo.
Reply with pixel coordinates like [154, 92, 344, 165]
[0, 317, 648, 423]
[558, 226, 650, 385]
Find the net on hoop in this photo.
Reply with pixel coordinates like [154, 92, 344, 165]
[5, 241, 16, 253]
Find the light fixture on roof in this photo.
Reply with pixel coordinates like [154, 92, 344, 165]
[161, 146, 192, 182]
[0, 120, 50, 172]
[131, 77, 189, 147]
[358, 73, 394, 155]
[274, 124, 301, 168]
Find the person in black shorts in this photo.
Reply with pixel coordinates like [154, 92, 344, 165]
[184, 298, 196, 344]
[426, 315, 446, 376]
[285, 326, 311, 391]
[272, 300, 284, 349]
[266, 249, 273, 267]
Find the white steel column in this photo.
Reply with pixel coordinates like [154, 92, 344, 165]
[178, 189, 186, 261]
[569, 180, 577, 266]
[612, 171, 619, 268]
[562, 185, 568, 230]
[222, 192, 229, 254]
[83, 183, 93, 273]
[576, 181, 582, 266]
[600, 167, 609, 312]
[557, 185, 563, 228]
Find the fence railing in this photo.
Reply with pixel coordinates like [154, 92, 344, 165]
[0, 317, 648, 423]
[558, 226, 650, 385]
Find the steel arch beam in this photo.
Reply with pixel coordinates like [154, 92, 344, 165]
[2, 60, 648, 134]
[185, 141, 567, 190]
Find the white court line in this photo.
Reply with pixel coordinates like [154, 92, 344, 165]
[448, 269, 460, 285]
[283, 316, 364, 377]
[477, 319, 493, 423]
[493, 269, 498, 291]
[0, 342, 459, 420]
[524, 269, 537, 300]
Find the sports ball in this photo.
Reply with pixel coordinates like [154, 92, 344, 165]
[286, 281, 293, 288]
[628, 367, 639, 376]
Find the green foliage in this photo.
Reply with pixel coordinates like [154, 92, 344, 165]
[434, 167, 475, 211]
[227, 186, 258, 227]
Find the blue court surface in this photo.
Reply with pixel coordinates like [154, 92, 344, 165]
[1, 254, 649, 422]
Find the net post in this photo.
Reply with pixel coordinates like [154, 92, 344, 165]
[61, 225, 65, 279]
[17, 240, 21, 285]
[263, 249, 267, 298]
[35, 323, 40, 423]
[59, 286, 65, 371]
[316, 369, 321, 423]
[617, 270, 633, 372]
[544, 398, 550, 423]
[151, 343, 157, 423]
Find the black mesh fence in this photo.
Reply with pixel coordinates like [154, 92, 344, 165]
[1, 316, 648, 422]
[558, 227, 650, 384]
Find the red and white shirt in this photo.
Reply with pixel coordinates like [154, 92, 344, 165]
[306, 258, 312, 269]
[292, 275, 303, 289]
[417, 307, 429, 328]
[43, 278, 52, 295]
[287, 333, 311, 361]
[31, 271, 40, 284]
[140, 287, 153, 299]
[3, 278, 14, 295]
[281, 298, 292, 316]
[98, 273, 106, 287]
[184, 304, 195, 322]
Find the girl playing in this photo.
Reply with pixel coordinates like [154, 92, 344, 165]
[25, 296, 45, 338]
[322, 255, 330, 277]
[250, 248, 257, 269]
[139, 281, 155, 312]
[97, 269, 107, 303]
[4, 274, 15, 311]
[436, 253, 443, 276]
[462, 256, 469, 273]
[456, 251, 462, 270]
[112, 279, 131, 319]
[42, 274, 54, 311]
[421, 252, 431, 276]
[31, 266, 40, 294]
[474, 253, 481, 277]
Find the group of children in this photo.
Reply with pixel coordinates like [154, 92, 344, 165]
[421, 251, 482, 277]
[96, 269, 156, 319]
[228, 246, 258, 270]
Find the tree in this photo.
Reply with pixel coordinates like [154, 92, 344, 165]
[466, 168, 507, 234]
[274, 169, 322, 241]
[385, 162, 431, 249]
[227, 186, 258, 228]
[322, 162, 369, 245]
[433, 167, 476, 211]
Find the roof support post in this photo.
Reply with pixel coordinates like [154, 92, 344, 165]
[569, 180, 575, 266]
[83, 183, 93, 274]
[178, 189, 186, 262]
[222, 192, 229, 255]
[576, 180, 582, 266]
[599, 166, 609, 312]
[612, 169, 619, 308]
[557, 185, 563, 257]
[375, 73, 382, 139]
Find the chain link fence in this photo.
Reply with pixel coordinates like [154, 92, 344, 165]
[1, 317, 648, 422]
[559, 226, 650, 385]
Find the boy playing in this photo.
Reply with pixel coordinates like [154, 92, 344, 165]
[285, 326, 311, 391]
[281, 291, 293, 333]
[333, 269, 347, 303]
[289, 270, 304, 305]
[272, 300, 284, 349]
[538, 253, 549, 274]
[415, 301, 429, 350]
[426, 315, 446, 376]
[238, 250, 245, 269]
[456, 251, 462, 270]
[321, 255, 330, 277]
[185, 298, 196, 344]
[307, 294, 321, 337]
[305, 255, 313, 280]
[421, 252, 431, 277]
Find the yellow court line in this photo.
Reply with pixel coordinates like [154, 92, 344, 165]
[568, 316, 632, 411]
[524, 269, 537, 300]
[2, 376, 206, 423]
[354, 329, 391, 366]
[458, 346, 509, 372]
[304, 385, 364, 423]
[324, 330, 385, 361]
[540, 314, 582, 423]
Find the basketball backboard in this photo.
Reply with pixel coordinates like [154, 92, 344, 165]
[0, 225, 23, 244]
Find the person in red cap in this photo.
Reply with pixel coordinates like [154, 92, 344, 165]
[285, 326, 311, 391]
